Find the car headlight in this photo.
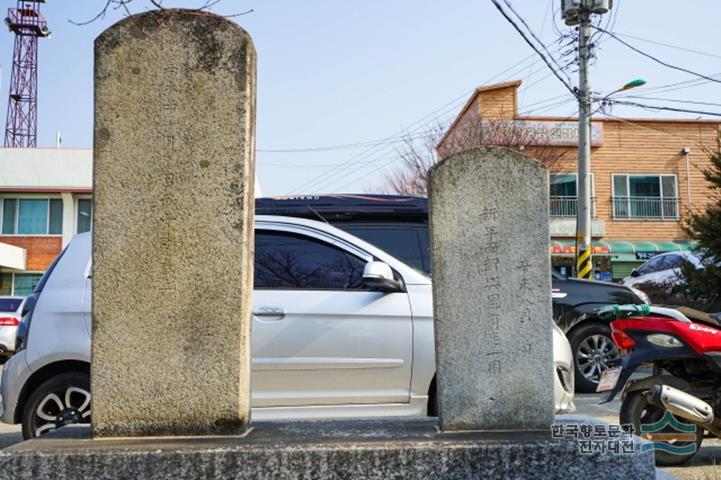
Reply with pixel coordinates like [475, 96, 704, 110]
[630, 287, 650, 304]
[646, 333, 684, 348]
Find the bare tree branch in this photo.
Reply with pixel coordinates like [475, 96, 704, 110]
[374, 113, 567, 197]
[70, 0, 252, 25]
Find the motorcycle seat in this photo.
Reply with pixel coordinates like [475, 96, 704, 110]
[675, 306, 721, 328]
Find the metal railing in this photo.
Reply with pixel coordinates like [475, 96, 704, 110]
[612, 196, 679, 220]
[550, 196, 596, 218]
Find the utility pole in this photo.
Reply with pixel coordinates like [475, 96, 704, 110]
[576, 7, 593, 279]
[561, 0, 612, 279]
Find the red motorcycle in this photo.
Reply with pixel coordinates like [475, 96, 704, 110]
[599, 304, 721, 465]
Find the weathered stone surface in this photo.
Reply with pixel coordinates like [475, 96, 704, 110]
[92, 10, 256, 437]
[429, 146, 554, 431]
[0, 419, 656, 480]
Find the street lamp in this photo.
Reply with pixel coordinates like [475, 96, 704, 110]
[616, 79, 647, 93]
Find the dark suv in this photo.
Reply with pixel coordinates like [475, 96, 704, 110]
[256, 194, 646, 392]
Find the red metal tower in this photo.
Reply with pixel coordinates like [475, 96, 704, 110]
[3, 0, 50, 148]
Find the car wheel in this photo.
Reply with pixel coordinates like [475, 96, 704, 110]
[568, 323, 621, 393]
[620, 391, 703, 466]
[21, 372, 91, 440]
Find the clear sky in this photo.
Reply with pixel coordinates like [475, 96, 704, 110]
[1, 0, 720, 196]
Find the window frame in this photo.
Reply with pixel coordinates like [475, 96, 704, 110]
[75, 195, 93, 234]
[549, 172, 596, 218]
[0, 271, 45, 296]
[611, 173, 679, 221]
[0, 195, 64, 236]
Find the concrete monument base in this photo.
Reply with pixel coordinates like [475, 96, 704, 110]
[0, 418, 655, 479]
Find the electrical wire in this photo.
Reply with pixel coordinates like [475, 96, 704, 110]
[602, 99, 721, 118]
[502, 0, 571, 87]
[489, 0, 576, 96]
[592, 26, 721, 85]
[289, 45, 566, 195]
[257, 132, 427, 154]
[616, 95, 721, 109]
[611, 31, 721, 61]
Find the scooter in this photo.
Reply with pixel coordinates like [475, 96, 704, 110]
[598, 304, 721, 466]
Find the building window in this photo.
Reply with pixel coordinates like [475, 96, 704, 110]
[612, 174, 679, 220]
[1, 198, 63, 235]
[550, 173, 595, 217]
[0, 272, 43, 296]
[77, 199, 92, 233]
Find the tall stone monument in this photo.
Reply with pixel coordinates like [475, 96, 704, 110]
[429, 146, 555, 431]
[92, 10, 256, 437]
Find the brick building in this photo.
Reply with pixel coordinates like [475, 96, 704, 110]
[0, 148, 92, 296]
[438, 80, 721, 280]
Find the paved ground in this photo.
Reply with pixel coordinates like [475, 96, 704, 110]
[0, 364, 719, 478]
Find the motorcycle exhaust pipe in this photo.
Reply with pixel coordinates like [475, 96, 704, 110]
[646, 385, 720, 436]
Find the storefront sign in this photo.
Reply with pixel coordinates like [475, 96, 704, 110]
[549, 219, 605, 238]
[550, 245, 610, 255]
[487, 120, 604, 147]
[636, 251, 659, 260]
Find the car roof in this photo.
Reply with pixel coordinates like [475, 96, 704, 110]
[255, 194, 428, 221]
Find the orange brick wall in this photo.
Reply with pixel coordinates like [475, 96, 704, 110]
[442, 82, 721, 243]
[528, 118, 720, 241]
[0, 236, 62, 271]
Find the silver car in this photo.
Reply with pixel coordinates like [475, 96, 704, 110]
[0, 296, 23, 357]
[1, 217, 574, 439]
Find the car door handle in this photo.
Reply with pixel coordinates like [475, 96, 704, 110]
[253, 306, 286, 320]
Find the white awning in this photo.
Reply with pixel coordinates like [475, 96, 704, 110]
[0, 242, 26, 271]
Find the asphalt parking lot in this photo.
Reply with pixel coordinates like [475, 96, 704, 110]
[0, 364, 718, 479]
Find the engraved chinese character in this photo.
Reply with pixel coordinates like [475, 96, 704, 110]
[487, 293, 501, 308]
[488, 359, 502, 375]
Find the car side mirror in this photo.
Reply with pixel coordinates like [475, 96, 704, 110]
[630, 269, 640, 277]
[362, 261, 402, 292]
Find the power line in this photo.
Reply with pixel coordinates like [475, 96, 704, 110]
[603, 99, 721, 118]
[592, 26, 721, 85]
[288, 92, 470, 194]
[331, 107, 582, 194]
[290, 46, 566, 195]
[502, 0, 572, 86]
[617, 95, 721, 109]
[612, 31, 721, 61]
[257, 132, 426, 154]
[489, 0, 576, 96]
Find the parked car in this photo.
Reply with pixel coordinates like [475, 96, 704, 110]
[1, 216, 575, 439]
[622, 251, 703, 304]
[0, 296, 24, 358]
[256, 194, 648, 392]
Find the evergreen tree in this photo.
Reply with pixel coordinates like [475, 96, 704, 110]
[682, 140, 721, 311]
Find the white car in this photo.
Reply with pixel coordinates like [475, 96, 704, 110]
[622, 251, 702, 294]
[0, 296, 24, 358]
[1, 216, 574, 439]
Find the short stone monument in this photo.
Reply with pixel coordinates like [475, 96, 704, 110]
[92, 10, 256, 437]
[429, 146, 555, 431]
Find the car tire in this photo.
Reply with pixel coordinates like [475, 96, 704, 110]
[620, 391, 703, 466]
[21, 372, 91, 440]
[568, 323, 620, 393]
